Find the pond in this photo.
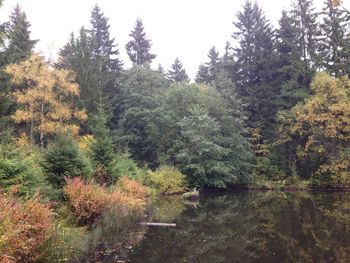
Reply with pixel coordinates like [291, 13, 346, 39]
[127, 191, 350, 263]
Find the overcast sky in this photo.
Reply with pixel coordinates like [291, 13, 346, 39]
[0, 0, 349, 79]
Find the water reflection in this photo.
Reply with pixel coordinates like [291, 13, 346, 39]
[128, 191, 350, 263]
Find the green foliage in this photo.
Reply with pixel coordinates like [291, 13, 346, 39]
[110, 153, 144, 183]
[113, 64, 167, 167]
[156, 83, 252, 188]
[167, 57, 189, 83]
[42, 135, 92, 189]
[146, 166, 187, 195]
[0, 141, 47, 199]
[125, 19, 156, 65]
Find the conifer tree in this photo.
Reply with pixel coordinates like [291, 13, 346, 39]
[195, 64, 211, 84]
[232, 1, 278, 138]
[317, 0, 350, 77]
[6, 4, 37, 64]
[276, 10, 311, 110]
[290, 0, 318, 66]
[126, 19, 156, 65]
[167, 58, 189, 83]
[195, 47, 219, 84]
[90, 5, 123, 74]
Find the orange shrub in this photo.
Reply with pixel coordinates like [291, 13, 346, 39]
[0, 194, 54, 263]
[116, 176, 146, 200]
[64, 177, 111, 225]
[64, 177, 147, 226]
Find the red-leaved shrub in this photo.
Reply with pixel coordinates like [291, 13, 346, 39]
[0, 193, 54, 263]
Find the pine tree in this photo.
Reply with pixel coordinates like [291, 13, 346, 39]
[126, 19, 156, 65]
[317, 0, 350, 77]
[232, 1, 278, 138]
[167, 58, 189, 83]
[6, 4, 37, 64]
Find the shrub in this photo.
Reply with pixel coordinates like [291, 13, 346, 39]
[146, 166, 187, 195]
[109, 153, 144, 183]
[43, 135, 92, 189]
[0, 194, 54, 262]
[0, 141, 47, 199]
[64, 177, 147, 226]
[64, 178, 111, 225]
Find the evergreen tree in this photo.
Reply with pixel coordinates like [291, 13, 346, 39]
[195, 47, 219, 84]
[195, 63, 211, 84]
[126, 19, 156, 65]
[276, 10, 311, 110]
[317, 0, 350, 77]
[58, 5, 122, 118]
[232, 1, 278, 138]
[6, 4, 37, 64]
[90, 5, 123, 75]
[290, 0, 318, 67]
[167, 57, 189, 83]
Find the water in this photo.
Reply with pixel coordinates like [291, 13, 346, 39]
[128, 191, 350, 263]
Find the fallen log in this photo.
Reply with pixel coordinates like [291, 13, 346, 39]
[140, 222, 176, 227]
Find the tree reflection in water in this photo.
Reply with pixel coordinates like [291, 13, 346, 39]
[128, 191, 350, 263]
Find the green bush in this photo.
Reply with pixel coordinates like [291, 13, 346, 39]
[0, 141, 47, 199]
[42, 135, 92, 189]
[145, 166, 187, 195]
[109, 153, 144, 184]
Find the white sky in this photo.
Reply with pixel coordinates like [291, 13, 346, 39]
[0, 0, 349, 80]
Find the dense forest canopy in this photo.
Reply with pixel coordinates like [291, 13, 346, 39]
[0, 0, 349, 192]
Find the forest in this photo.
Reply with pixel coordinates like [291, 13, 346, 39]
[0, 0, 349, 261]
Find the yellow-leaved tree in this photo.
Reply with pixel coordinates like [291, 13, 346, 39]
[279, 72, 350, 187]
[5, 53, 87, 147]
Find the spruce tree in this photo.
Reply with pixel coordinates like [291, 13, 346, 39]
[90, 5, 123, 74]
[317, 0, 350, 77]
[195, 47, 219, 84]
[232, 1, 278, 138]
[167, 57, 189, 83]
[126, 19, 156, 65]
[6, 4, 37, 64]
[58, 5, 122, 118]
[276, 10, 311, 110]
[290, 0, 318, 67]
[195, 64, 211, 84]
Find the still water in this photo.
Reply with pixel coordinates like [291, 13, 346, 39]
[128, 191, 350, 263]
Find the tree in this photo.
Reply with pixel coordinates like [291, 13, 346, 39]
[279, 73, 350, 186]
[5, 54, 87, 147]
[157, 83, 252, 188]
[195, 47, 219, 84]
[90, 4, 123, 95]
[167, 58, 189, 83]
[290, 0, 318, 66]
[317, 0, 350, 77]
[113, 65, 167, 167]
[5, 4, 37, 64]
[195, 64, 210, 84]
[43, 134, 92, 190]
[58, 5, 123, 117]
[276, 10, 311, 110]
[125, 19, 156, 65]
[232, 1, 279, 138]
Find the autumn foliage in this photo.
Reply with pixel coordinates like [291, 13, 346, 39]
[0, 194, 54, 263]
[5, 53, 87, 147]
[64, 177, 146, 226]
